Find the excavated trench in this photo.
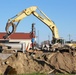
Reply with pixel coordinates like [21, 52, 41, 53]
[4, 66, 17, 75]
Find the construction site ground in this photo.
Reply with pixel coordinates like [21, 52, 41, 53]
[0, 49, 76, 75]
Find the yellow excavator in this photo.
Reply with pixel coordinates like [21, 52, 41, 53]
[4, 6, 64, 44]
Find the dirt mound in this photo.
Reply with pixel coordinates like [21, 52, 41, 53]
[0, 51, 76, 74]
[3, 52, 52, 74]
[47, 52, 74, 73]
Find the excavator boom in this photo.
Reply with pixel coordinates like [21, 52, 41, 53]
[32, 9, 59, 39]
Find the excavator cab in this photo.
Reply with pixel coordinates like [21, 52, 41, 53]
[57, 39, 64, 44]
[52, 38, 64, 44]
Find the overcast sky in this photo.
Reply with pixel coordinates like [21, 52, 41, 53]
[0, 0, 76, 43]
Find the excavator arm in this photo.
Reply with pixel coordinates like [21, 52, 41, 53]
[4, 6, 62, 44]
[7, 6, 37, 23]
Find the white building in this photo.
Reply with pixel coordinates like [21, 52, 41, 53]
[0, 32, 35, 50]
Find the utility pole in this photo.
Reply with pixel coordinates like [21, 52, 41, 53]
[69, 34, 71, 41]
[48, 35, 50, 44]
[38, 30, 39, 45]
[31, 23, 35, 50]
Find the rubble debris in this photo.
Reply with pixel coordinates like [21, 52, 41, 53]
[0, 49, 76, 74]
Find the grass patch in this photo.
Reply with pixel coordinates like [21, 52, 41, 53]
[24, 73, 46, 75]
[56, 73, 76, 75]
[21, 73, 46, 75]
[10, 73, 47, 75]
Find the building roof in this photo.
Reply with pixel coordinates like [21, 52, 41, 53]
[0, 32, 35, 40]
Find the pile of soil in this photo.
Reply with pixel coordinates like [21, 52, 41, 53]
[0, 50, 76, 74]
[47, 52, 76, 73]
